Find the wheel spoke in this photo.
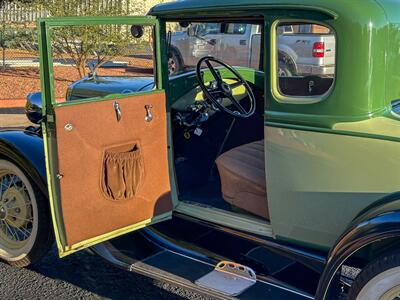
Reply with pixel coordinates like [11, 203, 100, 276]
[6, 219, 30, 239]
[7, 175, 17, 190]
[7, 213, 33, 223]
[0, 177, 8, 200]
[4, 221, 18, 241]
[0, 169, 36, 249]
[0, 176, 5, 200]
[205, 60, 222, 83]
[208, 87, 223, 98]
[0, 221, 6, 234]
[1, 174, 17, 203]
[227, 94, 247, 114]
[14, 225, 31, 239]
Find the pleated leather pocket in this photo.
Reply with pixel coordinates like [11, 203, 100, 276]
[101, 143, 144, 201]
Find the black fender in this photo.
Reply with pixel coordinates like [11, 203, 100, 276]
[315, 192, 400, 299]
[0, 129, 47, 195]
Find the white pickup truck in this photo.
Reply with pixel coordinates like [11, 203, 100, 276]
[169, 22, 336, 77]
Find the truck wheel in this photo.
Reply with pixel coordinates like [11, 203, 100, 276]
[168, 51, 182, 75]
[348, 251, 400, 300]
[0, 159, 53, 267]
[278, 60, 293, 77]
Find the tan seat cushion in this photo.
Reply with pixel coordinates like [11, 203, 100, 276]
[216, 140, 269, 219]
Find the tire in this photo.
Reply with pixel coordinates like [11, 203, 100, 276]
[0, 159, 53, 267]
[278, 60, 293, 77]
[168, 50, 183, 75]
[348, 251, 400, 300]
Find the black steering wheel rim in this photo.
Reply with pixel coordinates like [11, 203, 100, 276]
[196, 56, 256, 118]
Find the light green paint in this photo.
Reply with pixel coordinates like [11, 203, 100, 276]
[333, 116, 400, 137]
[176, 202, 273, 237]
[265, 126, 399, 249]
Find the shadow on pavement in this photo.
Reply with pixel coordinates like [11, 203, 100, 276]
[27, 246, 194, 300]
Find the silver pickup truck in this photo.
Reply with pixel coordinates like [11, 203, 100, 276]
[169, 23, 336, 77]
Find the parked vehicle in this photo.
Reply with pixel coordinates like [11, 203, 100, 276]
[0, 0, 399, 299]
[169, 22, 336, 77]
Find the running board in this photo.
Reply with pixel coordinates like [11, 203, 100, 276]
[92, 242, 314, 300]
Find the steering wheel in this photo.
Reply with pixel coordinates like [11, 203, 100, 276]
[196, 57, 256, 118]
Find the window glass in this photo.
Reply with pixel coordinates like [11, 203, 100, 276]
[167, 22, 262, 76]
[51, 24, 155, 103]
[276, 22, 335, 97]
[224, 23, 247, 35]
[197, 23, 221, 35]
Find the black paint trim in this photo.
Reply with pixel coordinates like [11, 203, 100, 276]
[173, 212, 326, 273]
[316, 209, 400, 299]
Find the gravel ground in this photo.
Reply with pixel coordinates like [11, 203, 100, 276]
[0, 246, 208, 300]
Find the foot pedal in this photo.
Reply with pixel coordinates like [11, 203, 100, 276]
[195, 261, 256, 296]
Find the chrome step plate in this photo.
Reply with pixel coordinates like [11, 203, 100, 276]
[195, 261, 257, 296]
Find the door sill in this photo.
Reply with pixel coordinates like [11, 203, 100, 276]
[174, 201, 273, 238]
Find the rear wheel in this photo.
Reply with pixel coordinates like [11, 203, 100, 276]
[0, 159, 53, 267]
[348, 251, 400, 300]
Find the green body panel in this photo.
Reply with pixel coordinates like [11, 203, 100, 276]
[387, 23, 400, 105]
[265, 126, 400, 249]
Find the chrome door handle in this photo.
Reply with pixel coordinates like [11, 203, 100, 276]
[145, 105, 153, 122]
[114, 101, 122, 122]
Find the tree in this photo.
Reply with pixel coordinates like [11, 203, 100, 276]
[31, 0, 140, 77]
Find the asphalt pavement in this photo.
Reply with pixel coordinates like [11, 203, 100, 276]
[0, 246, 209, 300]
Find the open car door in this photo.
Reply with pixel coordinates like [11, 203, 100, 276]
[38, 17, 173, 257]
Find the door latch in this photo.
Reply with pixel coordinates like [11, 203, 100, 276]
[145, 105, 153, 122]
[114, 101, 122, 122]
[308, 80, 315, 94]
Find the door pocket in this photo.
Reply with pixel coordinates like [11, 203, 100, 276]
[101, 142, 145, 201]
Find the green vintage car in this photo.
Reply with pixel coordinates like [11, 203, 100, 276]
[0, 0, 399, 299]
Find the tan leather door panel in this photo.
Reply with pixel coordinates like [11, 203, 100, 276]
[54, 91, 172, 247]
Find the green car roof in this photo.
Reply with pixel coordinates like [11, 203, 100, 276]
[149, 0, 400, 23]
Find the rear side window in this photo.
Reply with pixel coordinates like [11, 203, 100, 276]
[275, 22, 336, 98]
